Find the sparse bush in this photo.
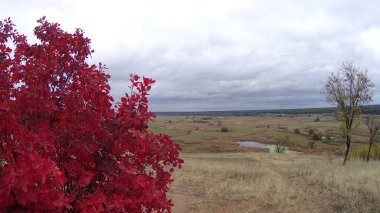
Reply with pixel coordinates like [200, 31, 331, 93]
[308, 129, 315, 136]
[275, 135, 289, 153]
[221, 127, 229, 132]
[275, 144, 287, 153]
[308, 140, 316, 149]
[217, 120, 222, 126]
[312, 134, 321, 141]
[294, 128, 300, 134]
[348, 146, 368, 161]
[277, 125, 288, 131]
[193, 119, 209, 123]
[314, 116, 320, 122]
[364, 116, 380, 162]
[201, 117, 212, 120]
[349, 144, 380, 161]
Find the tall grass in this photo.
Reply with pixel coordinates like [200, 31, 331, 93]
[290, 158, 380, 212]
[172, 153, 380, 212]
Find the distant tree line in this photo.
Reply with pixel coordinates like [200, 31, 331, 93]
[155, 105, 380, 117]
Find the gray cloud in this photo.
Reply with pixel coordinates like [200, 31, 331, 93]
[2, 0, 380, 111]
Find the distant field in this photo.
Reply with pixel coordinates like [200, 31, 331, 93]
[149, 114, 372, 154]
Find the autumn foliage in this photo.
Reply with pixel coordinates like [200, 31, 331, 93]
[0, 17, 183, 212]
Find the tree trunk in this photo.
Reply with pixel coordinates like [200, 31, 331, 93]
[343, 135, 351, 165]
[366, 141, 373, 162]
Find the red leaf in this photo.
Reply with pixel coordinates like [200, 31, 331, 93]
[0, 17, 183, 212]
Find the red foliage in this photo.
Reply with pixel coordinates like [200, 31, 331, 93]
[0, 17, 183, 212]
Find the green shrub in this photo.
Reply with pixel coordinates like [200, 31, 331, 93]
[308, 140, 316, 149]
[312, 134, 321, 141]
[308, 129, 315, 136]
[220, 127, 229, 132]
[275, 136, 289, 153]
[275, 145, 287, 153]
[314, 116, 320, 122]
[349, 144, 380, 161]
[294, 128, 300, 134]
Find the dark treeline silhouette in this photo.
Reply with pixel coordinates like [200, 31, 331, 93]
[155, 104, 380, 116]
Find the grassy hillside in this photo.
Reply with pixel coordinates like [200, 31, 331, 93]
[154, 114, 380, 212]
[149, 114, 371, 154]
[169, 153, 380, 213]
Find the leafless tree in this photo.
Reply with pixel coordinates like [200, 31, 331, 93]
[364, 116, 380, 161]
[275, 135, 289, 154]
[325, 62, 374, 165]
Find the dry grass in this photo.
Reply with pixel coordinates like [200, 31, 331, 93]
[170, 153, 380, 212]
[158, 115, 380, 212]
[173, 154, 297, 208]
[291, 159, 380, 212]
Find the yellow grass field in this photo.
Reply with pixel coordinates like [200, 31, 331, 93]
[169, 153, 380, 213]
[150, 115, 380, 212]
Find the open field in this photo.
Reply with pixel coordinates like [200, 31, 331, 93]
[169, 153, 380, 213]
[150, 114, 380, 212]
[150, 114, 372, 154]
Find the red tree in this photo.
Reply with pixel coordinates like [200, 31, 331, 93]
[0, 17, 183, 212]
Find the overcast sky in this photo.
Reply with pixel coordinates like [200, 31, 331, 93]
[1, 0, 380, 111]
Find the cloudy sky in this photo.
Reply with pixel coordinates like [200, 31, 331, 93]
[1, 0, 380, 111]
